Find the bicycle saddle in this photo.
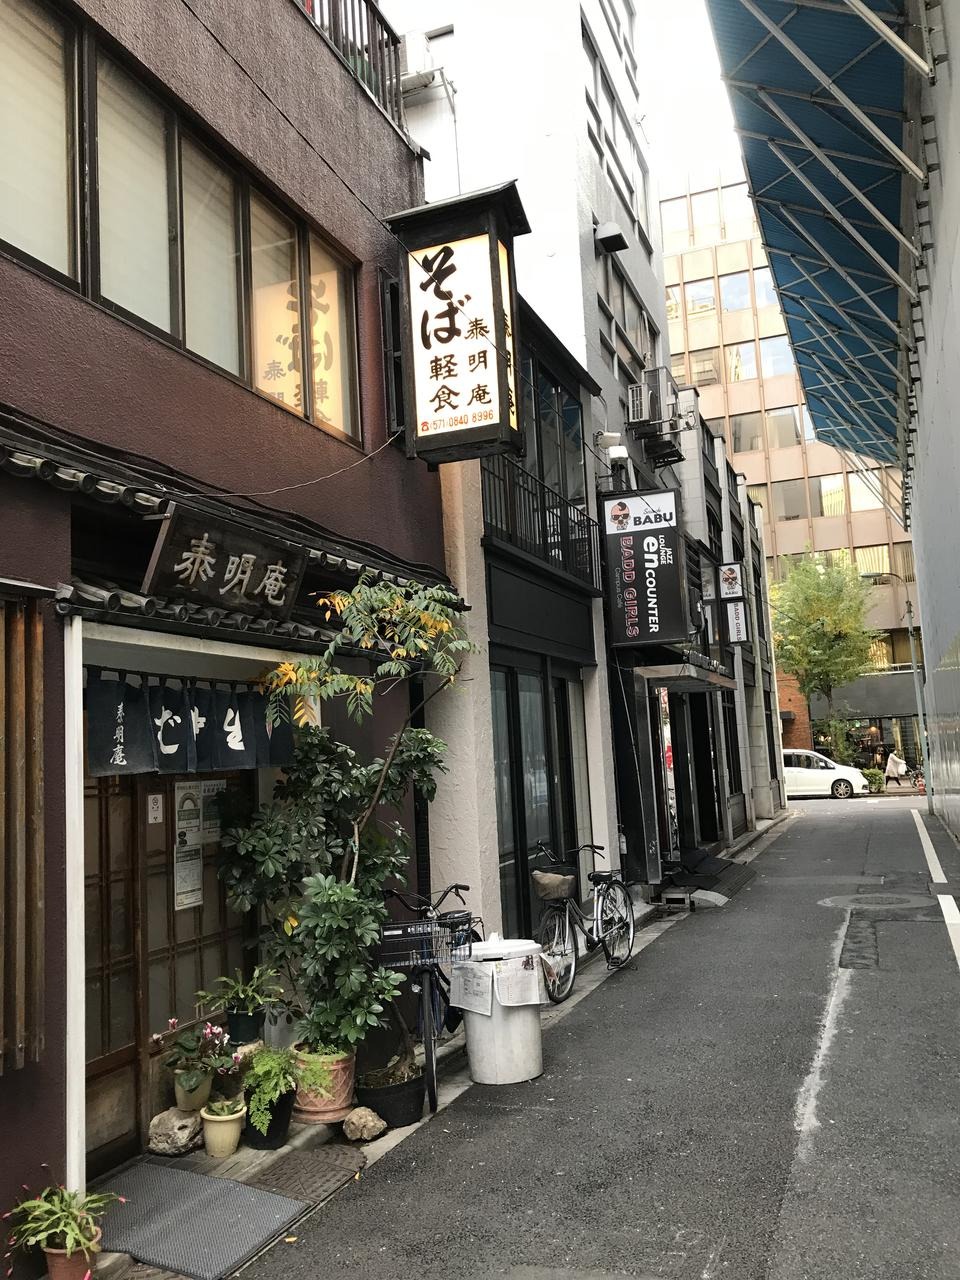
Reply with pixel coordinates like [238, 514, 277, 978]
[587, 870, 614, 884]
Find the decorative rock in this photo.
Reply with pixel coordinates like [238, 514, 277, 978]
[148, 1106, 203, 1155]
[342, 1106, 387, 1142]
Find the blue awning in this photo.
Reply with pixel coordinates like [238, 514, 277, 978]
[703, 0, 927, 468]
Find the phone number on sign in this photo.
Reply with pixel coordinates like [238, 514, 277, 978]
[421, 408, 497, 433]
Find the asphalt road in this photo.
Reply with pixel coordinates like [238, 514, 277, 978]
[243, 796, 960, 1279]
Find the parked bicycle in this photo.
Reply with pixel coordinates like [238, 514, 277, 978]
[379, 883, 482, 1112]
[533, 841, 635, 1003]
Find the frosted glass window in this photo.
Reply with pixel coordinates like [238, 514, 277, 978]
[97, 56, 172, 331]
[251, 194, 302, 412]
[0, 0, 75, 275]
[182, 140, 240, 374]
[309, 233, 357, 438]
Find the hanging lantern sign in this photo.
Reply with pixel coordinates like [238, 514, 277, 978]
[387, 182, 529, 464]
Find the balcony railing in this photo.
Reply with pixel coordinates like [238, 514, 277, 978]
[296, 0, 404, 129]
[481, 454, 601, 590]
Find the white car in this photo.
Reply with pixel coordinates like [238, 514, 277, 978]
[782, 749, 870, 799]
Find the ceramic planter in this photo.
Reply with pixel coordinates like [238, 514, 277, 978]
[226, 1009, 264, 1045]
[292, 1049, 355, 1124]
[356, 1073, 425, 1129]
[200, 1105, 247, 1158]
[174, 1071, 213, 1111]
[244, 1088, 296, 1150]
[42, 1229, 101, 1280]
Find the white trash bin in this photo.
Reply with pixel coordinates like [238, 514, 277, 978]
[452, 935, 544, 1085]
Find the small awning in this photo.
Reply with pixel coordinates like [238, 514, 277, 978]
[636, 663, 737, 692]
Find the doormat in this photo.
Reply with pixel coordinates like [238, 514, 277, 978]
[246, 1145, 366, 1204]
[98, 1159, 308, 1280]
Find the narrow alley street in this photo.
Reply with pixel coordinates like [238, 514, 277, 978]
[242, 798, 960, 1280]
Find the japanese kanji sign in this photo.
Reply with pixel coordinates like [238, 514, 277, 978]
[387, 183, 528, 464]
[143, 505, 308, 619]
[602, 490, 689, 647]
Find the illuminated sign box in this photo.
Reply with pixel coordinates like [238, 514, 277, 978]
[387, 182, 529, 464]
[602, 489, 689, 647]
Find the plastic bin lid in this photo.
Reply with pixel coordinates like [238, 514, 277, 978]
[468, 934, 541, 961]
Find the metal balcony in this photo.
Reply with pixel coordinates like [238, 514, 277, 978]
[480, 454, 601, 591]
[294, 0, 404, 129]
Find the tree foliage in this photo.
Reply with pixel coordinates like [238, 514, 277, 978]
[771, 555, 876, 707]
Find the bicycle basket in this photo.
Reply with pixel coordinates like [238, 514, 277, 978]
[532, 869, 577, 901]
[378, 917, 475, 969]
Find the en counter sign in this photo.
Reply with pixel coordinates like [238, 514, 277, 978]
[602, 490, 688, 647]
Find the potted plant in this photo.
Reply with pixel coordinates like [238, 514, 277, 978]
[199, 1097, 247, 1159]
[356, 1048, 426, 1130]
[8, 1186, 120, 1280]
[244, 1046, 331, 1149]
[196, 965, 283, 1044]
[154, 1018, 240, 1110]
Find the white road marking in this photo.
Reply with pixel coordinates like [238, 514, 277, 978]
[912, 808, 947, 881]
[792, 913, 851, 1162]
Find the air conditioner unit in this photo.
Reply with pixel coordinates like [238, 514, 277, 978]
[626, 382, 649, 425]
[399, 32, 434, 78]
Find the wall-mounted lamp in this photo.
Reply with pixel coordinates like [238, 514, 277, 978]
[594, 221, 628, 254]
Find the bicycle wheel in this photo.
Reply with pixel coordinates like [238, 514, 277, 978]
[420, 976, 438, 1112]
[599, 879, 635, 967]
[536, 905, 578, 1003]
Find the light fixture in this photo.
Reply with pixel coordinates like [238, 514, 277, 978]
[595, 430, 622, 450]
[594, 221, 628, 254]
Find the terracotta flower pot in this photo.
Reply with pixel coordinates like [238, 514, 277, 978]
[43, 1229, 101, 1280]
[200, 1105, 247, 1158]
[292, 1049, 355, 1124]
[174, 1071, 213, 1111]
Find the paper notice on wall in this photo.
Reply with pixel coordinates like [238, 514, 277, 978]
[174, 782, 203, 910]
[201, 778, 227, 839]
[493, 955, 545, 1007]
[449, 961, 494, 1016]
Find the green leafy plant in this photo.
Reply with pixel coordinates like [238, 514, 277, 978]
[204, 1097, 246, 1117]
[244, 1046, 331, 1136]
[8, 1186, 121, 1258]
[863, 767, 885, 793]
[153, 1020, 240, 1092]
[196, 965, 282, 1015]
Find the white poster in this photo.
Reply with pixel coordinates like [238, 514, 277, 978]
[174, 782, 203, 910]
[726, 598, 751, 644]
[449, 961, 494, 1016]
[719, 562, 745, 600]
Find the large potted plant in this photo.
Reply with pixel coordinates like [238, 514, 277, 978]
[199, 1097, 247, 1159]
[8, 1186, 120, 1280]
[196, 965, 283, 1045]
[244, 1045, 331, 1149]
[155, 1018, 240, 1110]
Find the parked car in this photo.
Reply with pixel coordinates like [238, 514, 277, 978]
[782, 749, 870, 799]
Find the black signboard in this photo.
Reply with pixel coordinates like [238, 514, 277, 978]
[148, 683, 198, 774]
[86, 675, 157, 776]
[143, 504, 308, 619]
[602, 490, 688, 647]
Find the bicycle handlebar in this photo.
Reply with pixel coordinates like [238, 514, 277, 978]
[536, 840, 605, 866]
[384, 881, 470, 915]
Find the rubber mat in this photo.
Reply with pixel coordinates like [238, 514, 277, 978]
[246, 1145, 366, 1204]
[98, 1159, 308, 1280]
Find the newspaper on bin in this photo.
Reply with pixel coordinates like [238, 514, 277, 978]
[493, 954, 546, 1006]
[450, 961, 494, 1015]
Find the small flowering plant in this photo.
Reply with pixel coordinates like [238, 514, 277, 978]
[5, 1184, 122, 1261]
[152, 1018, 240, 1093]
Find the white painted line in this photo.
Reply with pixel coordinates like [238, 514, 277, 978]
[913, 808, 947, 882]
[938, 893, 960, 925]
[793, 913, 851, 1163]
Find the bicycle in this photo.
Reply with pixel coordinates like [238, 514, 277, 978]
[379, 883, 481, 1113]
[532, 841, 635, 1004]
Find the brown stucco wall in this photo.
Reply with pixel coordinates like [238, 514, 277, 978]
[0, 477, 71, 1225]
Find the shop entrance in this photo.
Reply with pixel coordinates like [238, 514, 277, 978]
[84, 771, 255, 1175]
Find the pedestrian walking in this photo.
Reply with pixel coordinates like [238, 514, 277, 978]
[885, 749, 907, 788]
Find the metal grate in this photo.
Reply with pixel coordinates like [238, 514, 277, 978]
[247, 1146, 366, 1204]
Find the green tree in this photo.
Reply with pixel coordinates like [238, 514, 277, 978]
[771, 555, 876, 711]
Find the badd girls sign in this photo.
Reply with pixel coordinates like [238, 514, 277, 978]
[602, 490, 688, 647]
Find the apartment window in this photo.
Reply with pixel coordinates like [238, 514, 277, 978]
[685, 278, 715, 316]
[771, 478, 808, 522]
[747, 483, 767, 508]
[823, 548, 851, 569]
[760, 336, 794, 377]
[892, 542, 916, 583]
[725, 341, 757, 382]
[309, 234, 358, 439]
[670, 351, 687, 383]
[722, 184, 755, 241]
[753, 266, 778, 309]
[731, 412, 763, 453]
[251, 195, 303, 412]
[766, 406, 804, 449]
[855, 544, 891, 576]
[582, 30, 598, 99]
[869, 632, 894, 670]
[705, 417, 725, 440]
[691, 190, 721, 246]
[665, 285, 682, 322]
[661, 197, 689, 254]
[810, 473, 846, 517]
[689, 347, 721, 387]
[182, 139, 241, 375]
[525, 361, 585, 507]
[97, 56, 175, 333]
[848, 472, 883, 511]
[719, 272, 750, 312]
[0, 0, 75, 278]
